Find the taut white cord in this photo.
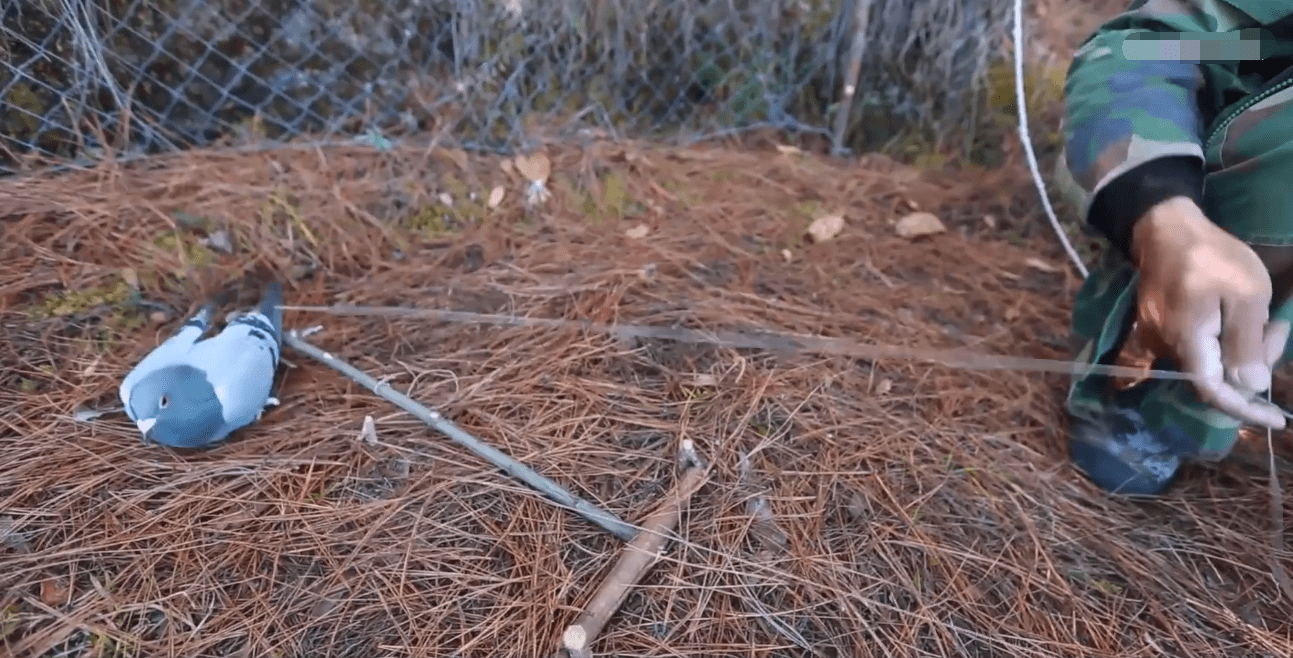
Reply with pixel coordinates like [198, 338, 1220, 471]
[1013, 0, 1089, 279]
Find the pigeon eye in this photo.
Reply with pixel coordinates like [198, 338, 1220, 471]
[159, 395, 169, 409]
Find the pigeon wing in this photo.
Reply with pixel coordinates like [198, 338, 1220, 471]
[186, 311, 280, 431]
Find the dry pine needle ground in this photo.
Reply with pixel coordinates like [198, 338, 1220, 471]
[3, 139, 1293, 657]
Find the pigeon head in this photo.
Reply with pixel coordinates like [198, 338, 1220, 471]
[125, 364, 226, 448]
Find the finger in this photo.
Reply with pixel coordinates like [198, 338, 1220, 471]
[1204, 379, 1287, 428]
[1264, 319, 1292, 368]
[1178, 329, 1286, 429]
[1220, 295, 1271, 392]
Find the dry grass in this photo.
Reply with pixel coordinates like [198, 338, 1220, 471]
[3, 136, 1293, 658]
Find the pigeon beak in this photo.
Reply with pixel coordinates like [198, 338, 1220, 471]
[136, 417, 156, 441]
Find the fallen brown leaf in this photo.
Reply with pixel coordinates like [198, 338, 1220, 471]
[806, 214, 845, 243]
[436, 148, 470, 171]
[895, 212, 946, 239]
[515, 152, 552, 183]
[40, 577, 70, 606]
[120, 267, 139, 290]
[359, 415, 378, 445]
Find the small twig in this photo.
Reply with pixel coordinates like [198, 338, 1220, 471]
[283, 328, 638, 542]
[555, 441, 708, 658]
[830, 0, 876, 155]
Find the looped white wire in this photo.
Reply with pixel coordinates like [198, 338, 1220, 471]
[1013, 0, 1089, 279]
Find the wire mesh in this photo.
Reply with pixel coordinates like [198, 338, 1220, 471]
[1, 0, 1012, 175]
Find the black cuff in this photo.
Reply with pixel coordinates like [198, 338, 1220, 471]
[1086, 155, 1205, 260]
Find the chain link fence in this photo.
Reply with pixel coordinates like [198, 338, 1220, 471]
[2, 0, 1013, 176]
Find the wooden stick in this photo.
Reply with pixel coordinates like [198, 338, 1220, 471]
[283, 327, 639, 542]
[556, 441, 708, 658]
[830, 0, 877, 155]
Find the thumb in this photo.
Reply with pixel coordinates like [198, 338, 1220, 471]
[1221, 295, 1272, 394]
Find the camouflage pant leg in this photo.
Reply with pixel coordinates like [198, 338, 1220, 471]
[1057, 141, 1293, 462]
[1064, 249, 1247, 461]
[1057, 145, 1255, 461]
[1056, 50, 1293, 458]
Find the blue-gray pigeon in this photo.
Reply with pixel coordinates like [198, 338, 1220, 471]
[119, 282, 283, 448]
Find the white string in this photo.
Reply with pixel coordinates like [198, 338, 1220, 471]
[1266, 390, 1293, 601]
[1013, 0, 1089, 279]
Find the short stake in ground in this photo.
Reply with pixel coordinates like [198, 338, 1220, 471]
[555, 440, 708, 658]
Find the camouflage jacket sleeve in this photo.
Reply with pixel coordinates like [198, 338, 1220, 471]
[1062, 0, 1264, 257]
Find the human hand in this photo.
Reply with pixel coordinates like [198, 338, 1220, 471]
[1131, 196, 1290, 428]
